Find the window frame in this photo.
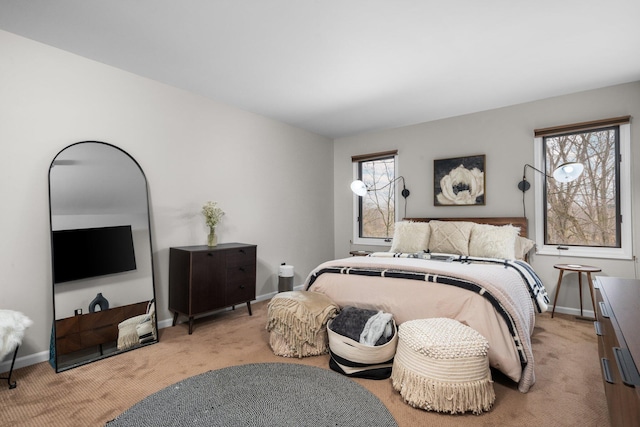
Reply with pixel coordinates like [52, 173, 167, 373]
[352, 152, 400, 246]
[533, 123, 632, 259]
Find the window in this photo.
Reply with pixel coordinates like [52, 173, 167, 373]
[352, 150, 400, 245]
[533, 116, 632, 259]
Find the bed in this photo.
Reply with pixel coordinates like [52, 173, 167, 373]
[304, 217, 548, 393]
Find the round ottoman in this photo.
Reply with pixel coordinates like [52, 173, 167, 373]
[391, 318, 495, 415]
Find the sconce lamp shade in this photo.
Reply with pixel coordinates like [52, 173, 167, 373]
[350, 180, 368, 197]
[517, 162, 584, 192]
[350, 177, 410, 198]
[552, 162, 584, 183]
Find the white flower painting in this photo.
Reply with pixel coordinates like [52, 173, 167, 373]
[434, 155, 485, 206]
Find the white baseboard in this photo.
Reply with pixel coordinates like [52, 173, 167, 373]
[549, 305, 595, 320]
[0, 349, 52, 373]
[1, 286, 307, 373]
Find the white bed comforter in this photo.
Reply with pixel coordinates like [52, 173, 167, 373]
[304, 255, 546, 393]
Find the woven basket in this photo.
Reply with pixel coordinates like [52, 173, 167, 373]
[327, 318, 398, 379]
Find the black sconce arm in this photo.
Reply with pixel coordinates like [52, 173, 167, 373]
[518, 164, 549, 192]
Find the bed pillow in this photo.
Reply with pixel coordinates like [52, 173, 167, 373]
[469, 223, 519, 259]
[389, 221, 430, 253]
[515, 236, 536, 260]
[428, 221, 474, 256]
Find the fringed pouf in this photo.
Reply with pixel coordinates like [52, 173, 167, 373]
[391, 318, 495, 415]
[266, 291, 339, 358]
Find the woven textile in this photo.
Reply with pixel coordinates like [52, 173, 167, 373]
[107, 363, 398, 427]
[391, 318, 495, 415]
[327, 317, 398, 379]
[266, 291, 339, 358]
[427, 220, 474, 255]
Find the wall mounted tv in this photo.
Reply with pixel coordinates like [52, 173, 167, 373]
[52, 225, 137, 284]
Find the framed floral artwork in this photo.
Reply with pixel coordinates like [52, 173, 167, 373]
[434, 154, 485, 206]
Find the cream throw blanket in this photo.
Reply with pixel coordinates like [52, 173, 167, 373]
[266, 291, 339, 357]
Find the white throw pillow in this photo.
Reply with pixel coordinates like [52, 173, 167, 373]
[389, 221, 430, 253]
[469, 224, 519, 259]
[428, 221, 474, 256]
[515, 236, 536, 260]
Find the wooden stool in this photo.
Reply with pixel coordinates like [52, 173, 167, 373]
[552, 264, 601, 319]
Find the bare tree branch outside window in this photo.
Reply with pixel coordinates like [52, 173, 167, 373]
[544, 127, 619, 247]
[359, 157, 395, 239]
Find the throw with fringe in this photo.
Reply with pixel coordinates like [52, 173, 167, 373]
[266, 291, 339, 357]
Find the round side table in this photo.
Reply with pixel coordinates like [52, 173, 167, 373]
[552, 264, 602, 319]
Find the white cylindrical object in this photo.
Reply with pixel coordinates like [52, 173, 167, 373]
[279, 264, 294, 277]
[278, 264, 294, 292]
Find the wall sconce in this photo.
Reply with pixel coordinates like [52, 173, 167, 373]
[517, 162, 584, 192]
[350, 176, 410, 199]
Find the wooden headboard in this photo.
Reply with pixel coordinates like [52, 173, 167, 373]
[404, 217, 529, 238]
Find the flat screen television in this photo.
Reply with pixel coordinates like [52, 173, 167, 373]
[52, 225, 137, 284]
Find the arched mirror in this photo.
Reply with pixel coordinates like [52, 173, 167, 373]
[49, 141, 157, 372]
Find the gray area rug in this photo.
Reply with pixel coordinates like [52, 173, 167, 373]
[106, 362, 397, 427]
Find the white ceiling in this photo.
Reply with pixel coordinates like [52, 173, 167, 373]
[1, 0, 639, 138]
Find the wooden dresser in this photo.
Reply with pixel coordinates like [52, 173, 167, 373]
[594, 276, 640, 426]
[55, 301, 148, 355]
[169, 243, 257, 334]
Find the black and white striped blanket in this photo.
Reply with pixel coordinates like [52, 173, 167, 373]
[355, 252, 549, 313]
[305, 253, 548, 393]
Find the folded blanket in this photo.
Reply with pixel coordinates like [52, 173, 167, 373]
[329, 306, 394, 346]
[360, 311, 394, 346]
[266, 291, 339, 354]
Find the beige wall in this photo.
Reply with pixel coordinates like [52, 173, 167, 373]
[334, 82, 640, 316]
[0, 30, 334, 368]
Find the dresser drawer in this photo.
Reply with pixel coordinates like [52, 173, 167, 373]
[226, 264, 256, 304]
[226, 246, 256, 267]
[595, 277, 640, 427]
[226, 279, 255, 303]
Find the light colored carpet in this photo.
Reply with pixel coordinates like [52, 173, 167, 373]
[0, 300, 609, 427]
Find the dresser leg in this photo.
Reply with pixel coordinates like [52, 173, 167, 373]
[188, 317, 194, 335]
[247, 301, 252, 316]
[172, 311, 178, 327]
